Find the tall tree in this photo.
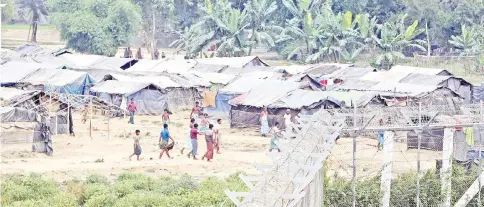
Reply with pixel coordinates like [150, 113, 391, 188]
[404, 0, 438, 56]
[244, 0, 279, 55]
[19, 0, 48, 42]
[50, 0, 141, 56]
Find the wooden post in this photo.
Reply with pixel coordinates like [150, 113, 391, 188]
[107, 109, 110, 140]
[90, 96, 93, 139]
[67, 96, 70, 136]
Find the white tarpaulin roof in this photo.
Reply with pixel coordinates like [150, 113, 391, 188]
[219, 77, 267, 94]
[127, 59, 164, 72]
[269, 90, 339, 109]
[149, 59, 197, 73]
[20, 68, 89, 86]
[0, 107, 37, 122]
[90, 80, 151, 95]
[389, 65, 451, 76]
[189, 71, 236, 85]
[1, 61, 61, 84]
[196, 56, 268, 68]
[274, 65, 314, 74]
[369, 82, 439, 96]
[0, 87, 38, 101]
[231, 80, 300, 107]
[60, 54, 105, 69]
[109, 73, 180, 89]
[360, 71, 409, 84]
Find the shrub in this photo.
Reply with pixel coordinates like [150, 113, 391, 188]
[84, 194, 116, 207]
[85, 174, 110, 185]
[84, 183, 112, 201]
[49, 192, 78, 207]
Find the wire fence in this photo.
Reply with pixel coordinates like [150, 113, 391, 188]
[224, 102, 484, 207]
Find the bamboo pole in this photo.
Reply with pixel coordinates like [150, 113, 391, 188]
[67, 96, 70, 136]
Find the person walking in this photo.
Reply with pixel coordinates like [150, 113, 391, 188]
[283, 109, 292, 138]
[159, 124, 175, 159]
[377, 119, 385, 151]
[154, 49, 160, 60]
[129, 130, 142, 160]
[180, 118, 195, 157]
[189, 123, 204, 160]
[81, 104, 88, 124]
[260, 106, 269, 137]
[125, 47, 133, 58]
[190, 101, 201, 123]
[269, 122, 282, 152]
[213, 119, 222, 154]
[162, 109, 170, 125]
[202, 124, 215, 162]
[127, 99, 137, 124]
[136, 48, 143, 59]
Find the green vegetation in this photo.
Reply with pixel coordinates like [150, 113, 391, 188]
[2, 166, 483, 206]
[48, 0, 142, 56]
[3, 25, 56, 30]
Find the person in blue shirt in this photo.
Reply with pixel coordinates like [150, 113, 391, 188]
[377, 119, 385, 151]
[159, 124, 175, 159]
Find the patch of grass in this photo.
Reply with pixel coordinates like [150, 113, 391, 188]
[3, 25, 56, 30]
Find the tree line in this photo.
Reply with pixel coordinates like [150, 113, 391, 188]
[4, 0, 484, 69]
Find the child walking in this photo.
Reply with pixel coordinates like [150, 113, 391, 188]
[129, 130, 142, 161]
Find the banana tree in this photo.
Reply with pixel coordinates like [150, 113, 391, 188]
[373, 14, 427, 69]
[449, 24, 481, 56]
[244, 0, 281, 55]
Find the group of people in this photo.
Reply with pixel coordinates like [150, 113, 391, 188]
[260, 107, 295, 152]
[127, 101, 222, 162]
[180, 102, 223, 162]
[123, 47, 166, 60]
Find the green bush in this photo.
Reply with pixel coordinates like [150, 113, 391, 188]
[2, 167, 483, 207]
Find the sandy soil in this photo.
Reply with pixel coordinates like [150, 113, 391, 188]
[0, 110, 441, 182]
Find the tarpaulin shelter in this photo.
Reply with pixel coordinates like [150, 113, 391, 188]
[196, 56, 269, 68]
[204, 77, 267, 119]
[14, 68, 95, 95]
[473, 86, 484, 103]
[0, 107, 52, 155]
[0, 61, 62, 86]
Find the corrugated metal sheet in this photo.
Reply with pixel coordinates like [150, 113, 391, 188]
[196, 56, 269, 68]
[389, 65, 452, 76]
[189, 71, 236, 85]
[161, 73, 210, 88]
[398, 73, 450, 86]
[90, 80, 151, 95]
[231, 80, 300, 107]
[1, 61, 59, 84]
[323, 91, 377, 107]
[21, 69, 90, 86]
[219, 77, 266, 94]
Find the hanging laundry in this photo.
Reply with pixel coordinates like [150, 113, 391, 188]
[464, 127, 475, 147]
[203, 91, 217, 107]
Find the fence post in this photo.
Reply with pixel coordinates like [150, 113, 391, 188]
[417, 102, 422, 207]
[380, 131, 394, 207]
[90, 96, 93, 139]
[478, 101, 483, 207]
[441, 127, 455, 207]
[352, 104, 357, 207]
[107, 109, 110, 140]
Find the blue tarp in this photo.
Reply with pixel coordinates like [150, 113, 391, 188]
[204, 93, 235, 119]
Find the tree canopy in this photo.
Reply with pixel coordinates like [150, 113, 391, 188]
[49, 0, 141, 56]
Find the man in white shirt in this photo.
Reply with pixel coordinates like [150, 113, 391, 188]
[214, 119, 222, 154]
[283, 109, 292, 138]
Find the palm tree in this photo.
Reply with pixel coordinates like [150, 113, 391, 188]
[19, 0, 48, 42]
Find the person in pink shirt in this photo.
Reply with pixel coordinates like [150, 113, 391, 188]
[127, 99, 137, 124]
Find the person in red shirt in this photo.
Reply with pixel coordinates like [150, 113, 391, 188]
[190, 123, 204, 160]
